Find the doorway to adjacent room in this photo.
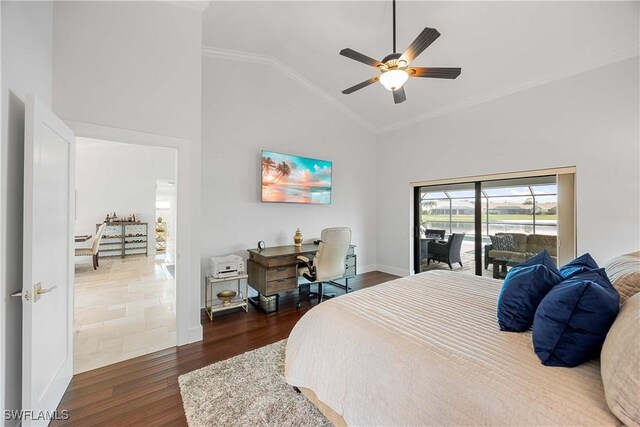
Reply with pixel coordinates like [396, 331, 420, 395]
[72, 138, 178, 373]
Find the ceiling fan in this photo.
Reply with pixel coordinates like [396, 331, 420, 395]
[340, 0, 461, 104]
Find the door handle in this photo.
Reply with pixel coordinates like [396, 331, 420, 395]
[33, 283, 57, 302]
[37, 285, 57, 295]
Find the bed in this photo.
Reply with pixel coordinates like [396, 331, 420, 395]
[285, 271, 620, 426]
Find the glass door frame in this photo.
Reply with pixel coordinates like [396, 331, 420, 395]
[413, 183, 483, 275]
[412, 169, 573, 276]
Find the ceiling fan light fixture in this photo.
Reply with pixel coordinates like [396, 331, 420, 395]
[379, 69, 409, 91]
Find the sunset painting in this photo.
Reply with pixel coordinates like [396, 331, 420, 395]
[261, 150, 332, 204]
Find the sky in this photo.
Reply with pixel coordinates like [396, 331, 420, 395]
[262, 150, 332, 187]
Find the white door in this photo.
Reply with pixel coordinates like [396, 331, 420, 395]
[17, 95, 75, 425]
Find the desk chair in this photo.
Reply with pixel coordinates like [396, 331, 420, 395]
[75, 223, 106, 270]
[296, 227, 352, 307]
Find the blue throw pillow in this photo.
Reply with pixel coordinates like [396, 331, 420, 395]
[533, 269, 620, 367]
[497, 250, 563, 332]
[559, 253, 599, 280]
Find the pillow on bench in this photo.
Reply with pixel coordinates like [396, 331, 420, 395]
[490, 234, 516, 252]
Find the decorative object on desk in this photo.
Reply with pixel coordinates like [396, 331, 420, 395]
[257, 240, 266, 251]
[157, 216, 162, 223]
[294, 228, 303, 247]
[261, 150, 332, 205]
[217, 290, 237, 305]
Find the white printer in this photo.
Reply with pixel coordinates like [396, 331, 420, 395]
[210, 254, 245, 279]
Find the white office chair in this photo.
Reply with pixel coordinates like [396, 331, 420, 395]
[75, 223, 106, 270]
[296, 227, 352, 307]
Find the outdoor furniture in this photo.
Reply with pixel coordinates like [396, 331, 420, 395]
[427, 233, 466, 270]
[484, 233, 557, 277]
[424, 229, 446, 240]
[492, 257, 510, 279]
[75, 234, 92, 243]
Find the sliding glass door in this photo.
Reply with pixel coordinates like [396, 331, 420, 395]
[414, 174, 568, 278]
[414, 183, 478, 276]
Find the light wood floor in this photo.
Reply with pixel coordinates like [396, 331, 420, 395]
[53, 271, 398, 426]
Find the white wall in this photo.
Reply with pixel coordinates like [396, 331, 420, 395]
[53, 1, 203, 344]
[1, 1, 53, 422]
[376, 58, 640, 275]
[75, 138, 176, 255]
[201, 56, 378, 277]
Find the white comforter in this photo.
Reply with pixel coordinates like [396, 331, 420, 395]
[285, 271, 619, 426]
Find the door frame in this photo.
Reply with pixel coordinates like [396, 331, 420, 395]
[64, 121, 202, 346]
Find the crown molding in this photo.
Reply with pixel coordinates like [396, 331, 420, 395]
[164, 1, 210, 13]
[202, 44, 639, 135]
[201, 46, 377, 133]
[377, 44, 640, 134]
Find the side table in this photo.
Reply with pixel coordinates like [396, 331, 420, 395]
[204, 274, 249, 321]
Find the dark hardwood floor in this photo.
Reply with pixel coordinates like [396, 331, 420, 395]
[53, 271, 398, 426]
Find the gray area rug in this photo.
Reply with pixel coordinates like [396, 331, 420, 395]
[178, 340, 331, 427]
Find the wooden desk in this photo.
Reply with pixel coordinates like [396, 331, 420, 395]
[247, 243, 356, 313]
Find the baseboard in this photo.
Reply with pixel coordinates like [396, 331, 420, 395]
[376, 264, 410, 277]
[358, 264, 377, 274]
[178, 324, 203, 346]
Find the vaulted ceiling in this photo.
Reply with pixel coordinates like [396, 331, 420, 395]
[202, 1, 639, 133]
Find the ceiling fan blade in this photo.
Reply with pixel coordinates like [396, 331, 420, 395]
[399, 28, 441, 65]
[342, 76, 380, 94]
[393, 87, 407, 104]
[408, 67, 461, 79]
[340, 48, 383, 68]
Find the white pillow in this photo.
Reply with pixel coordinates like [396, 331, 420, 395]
[600, 292, 640, 426]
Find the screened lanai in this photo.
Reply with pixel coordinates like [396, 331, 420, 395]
[416, 176, 558, 275]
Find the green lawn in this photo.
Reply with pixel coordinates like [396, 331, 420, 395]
[422, 214, 557, 222]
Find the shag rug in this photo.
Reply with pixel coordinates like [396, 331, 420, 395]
[178, 340, 331, 427]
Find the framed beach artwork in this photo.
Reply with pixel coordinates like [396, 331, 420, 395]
[261, 150, 332, 204]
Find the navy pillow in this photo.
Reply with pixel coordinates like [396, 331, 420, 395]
[532, 269, 620, 367]
[497, 250, 563, 332]
[559, 253, 599, 280]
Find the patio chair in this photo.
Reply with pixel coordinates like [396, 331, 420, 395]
[424, 229, 446, 240]
[427, 233, 466, 269]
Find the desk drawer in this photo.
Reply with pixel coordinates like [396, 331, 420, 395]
[266, 277, 298, 294]
[266, 265, 296, 282]
[267, 255, 297, 268]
